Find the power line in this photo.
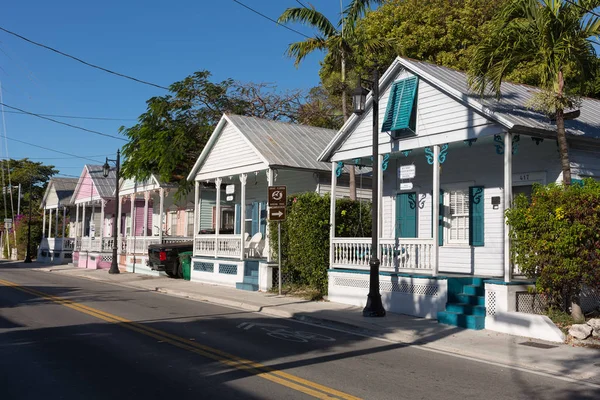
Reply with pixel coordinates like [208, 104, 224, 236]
[3, 155, 107, 160]
[0, 134, 105, 163]
[0, 102, 127, 141]
[0, 25, 169, 90]
[564, 0, 600, 18]
[295, 0, 309, 8]
[231, 0, 311, 38]
[2, 110, 136, 121]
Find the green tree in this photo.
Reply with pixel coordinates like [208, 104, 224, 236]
[120, 72, 303, 193]
[469, 0, 600, 186]
[278, 0, 385, 200]
[296, 85, 344, 130]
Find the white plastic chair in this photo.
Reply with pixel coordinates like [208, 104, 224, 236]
[246, 232, 263, 258]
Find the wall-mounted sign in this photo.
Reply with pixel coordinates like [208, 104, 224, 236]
[226, 184, 235, 195]
[226, 195, 235, 202]
[398, 165, 416, 180]
[400, 182, 414, 191]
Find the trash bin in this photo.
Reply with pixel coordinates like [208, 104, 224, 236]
[179, 251, 193, 281]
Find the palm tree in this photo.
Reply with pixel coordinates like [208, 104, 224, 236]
[278, 1, 384, 200]
[469, 0, 600, 186]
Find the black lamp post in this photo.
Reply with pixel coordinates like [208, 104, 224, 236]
[352, 70, 386, 317]
[103, 150, 120, 274]
[24, 180, 33, 263]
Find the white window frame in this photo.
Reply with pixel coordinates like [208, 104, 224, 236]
[185, 209, 194, 237]
[169, 210, 178, 236]
[443, 182, 474, 247]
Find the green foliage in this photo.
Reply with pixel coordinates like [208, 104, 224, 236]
[506, 180, 600, 312]
[296, 86, 344, 130]
[14, 215, 42, 259]
[270, 193, 371, 295]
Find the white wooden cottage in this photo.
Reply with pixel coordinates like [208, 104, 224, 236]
[38, 177, 78, 264]
[319, 57, 600, 339]
[186, 114, 370, 291]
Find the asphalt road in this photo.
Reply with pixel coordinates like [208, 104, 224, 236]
[1, 262, 599, 400]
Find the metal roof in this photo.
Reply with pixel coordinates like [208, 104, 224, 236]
[87, 164, 117, 198]
[52, 177, 78, 203]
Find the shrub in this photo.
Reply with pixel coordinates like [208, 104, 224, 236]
[506, 179, 600, 318]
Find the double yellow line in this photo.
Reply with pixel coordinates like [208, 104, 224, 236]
[0, 278, 360, 400]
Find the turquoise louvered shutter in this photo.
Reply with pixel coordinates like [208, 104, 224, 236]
[259, 202, 267, 237]
[381, 77, 418, 133]
[469, 186, 484, 246]
[396, 192, 417, 238]
[234, 204, 241, 235]
[251, 202, 259, 235]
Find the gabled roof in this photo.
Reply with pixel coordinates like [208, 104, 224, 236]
[41, 177, 78, 207]
[187, 114, 338, 180]
[319, 57, 600, 161]
[71, 164, 117, 203]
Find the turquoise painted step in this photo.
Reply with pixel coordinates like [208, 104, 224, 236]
[471, 277, 484, 286]
[243, 276, 258, 285]
[451, 293, 485, 306]
[236, 282, 258, 291]
[445, 303, 486, 316]
[463, 284, 485, 297]
[250, 270, 259, 277]
[437, 311, 485, 330]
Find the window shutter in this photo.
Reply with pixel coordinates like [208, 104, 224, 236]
[396, 192, 417, 238]
[439, 190, 444, 246]
[251, 202, 259, 235]
[259, 201, 267, 237]
[381, 77, 418, 133]
[234, 204, 241, 234]
[469, 186, 484, 246]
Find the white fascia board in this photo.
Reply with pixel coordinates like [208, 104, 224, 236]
[186, 115, 229, 182]
[195, 163, 268, 182]
[227, 115, 271, 167]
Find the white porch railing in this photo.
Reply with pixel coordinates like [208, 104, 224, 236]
[194, 235, 243, 259]
[78, 237, 102, 252]
[41, 237, 76, 252]
[162, 236, 193, 244]
[126, 236, 162, 255]
[332, 237, 434, 272]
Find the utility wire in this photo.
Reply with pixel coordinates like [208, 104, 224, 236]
[0, 134, 105, 163]
[0, 102, 127, 141]
[3, 155, 108, 160]
[564, 0, 600, 18]
[231, 0, 311, 38]
[0, 25, 169, 90]
[295, 0, 309, 8]
[2, 110, 136, 121]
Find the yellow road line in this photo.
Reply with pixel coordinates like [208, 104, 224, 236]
[0, 278, 361, 400]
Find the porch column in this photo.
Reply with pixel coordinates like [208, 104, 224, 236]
[75, 204, 79, 237]
[61, 206, 67, 238]
[378, 155, 384, 253]
[432, 144, 441, 277]
[117, 196, 123, 254]
[54, 207, 59, 238]
[99, 200, 105, 242]
[143, 191, 150, 237]
[159, 188, 165, 243]
[82, 203, 86, 236]
[42, 208, 46, 238]
[504, 132, 513, 282]
[48, 209, 53, 238]
[192, 184, 198, 255]
[130, 194, 136, 249]
[329, 162, 337, 267]
[214, 177, 222, 258]
[239, 174, 247, 260]
[90, 203, 95, 238]
[266, 169, 274, 262]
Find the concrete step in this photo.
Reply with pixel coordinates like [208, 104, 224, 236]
[463, 284, 485, 297]
[437, 311, 485, 330]
[243, 276, 258, 285]
[450, 293, 486, 306]
[235, 282, 258, 291]
[250, 270, 259, 277]
[445, 303, 486, 316]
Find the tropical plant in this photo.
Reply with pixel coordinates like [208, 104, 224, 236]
[469, 0, 600, 185]
[278, 0, 385, 200]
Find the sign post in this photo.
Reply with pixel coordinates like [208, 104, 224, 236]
[268, 186, 287, 295]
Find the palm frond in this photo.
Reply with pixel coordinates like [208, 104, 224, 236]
[286, 37, 329, 67]
[278, 7, 337, 38]
[343, 0, 384, 25]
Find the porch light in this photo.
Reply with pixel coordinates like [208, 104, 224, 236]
[352, 78, 370, 115]
[102, 159, 111, 178]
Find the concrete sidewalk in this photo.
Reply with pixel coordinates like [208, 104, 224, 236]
[23, 262, 600, 385]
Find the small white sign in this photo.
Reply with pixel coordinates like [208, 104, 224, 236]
[398, 165, 416, 180]
[400, 182, 414, 191]
[225, 184, 235, 195]
[226, 195, 234, 202]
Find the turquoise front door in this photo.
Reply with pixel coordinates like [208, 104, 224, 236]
[396, 192, 417, 238]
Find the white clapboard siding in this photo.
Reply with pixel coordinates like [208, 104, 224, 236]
[199, 122, 265, 177]
[45, 188, 59, 208]
[334, 69, 498, 161]
[570, 146, 600, 177]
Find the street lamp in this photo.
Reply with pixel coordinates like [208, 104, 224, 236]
[103, 150, 120, 274]
[353, 70, 386, 317]
[24, 180, 33, 263]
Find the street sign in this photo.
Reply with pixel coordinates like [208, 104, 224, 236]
[268, 206, 286, 221]
[268, 185, 287, 207]
[4, 218, 12, 229]
[398, 165, 416, 180]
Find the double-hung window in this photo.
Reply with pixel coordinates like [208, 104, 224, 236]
[439, 186, 484, 247]
[446, 189, 470, 245]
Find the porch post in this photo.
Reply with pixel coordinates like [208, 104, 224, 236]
[159, 188, 165, 243]
[329, 162, 337, 267]
[266, 168, 274, 262]
[61, 206, 67, 238]
[42, 208, 46, 238]
[90, 203, 95, 238]
[75, 204, 79, 237]
[55, 207, 59, 238]
[99, 200, 105, 244]
[130, 194, 136, 244]
[378, 154, 384, 255]
[432, 144, 440, 277]
[240, 173, 247, 260]
[143, 191, 150, 237]
[116, 196, 122, 255]
[214, 178, 222, 258]
[82, 203, 86, 236]
[504, 132, 513, 282]
[192, 184, 198, 255]
[48, 209, 53, 238]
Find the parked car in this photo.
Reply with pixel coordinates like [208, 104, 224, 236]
[147, 241, 193, 278]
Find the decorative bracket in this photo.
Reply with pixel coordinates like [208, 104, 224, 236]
[381, 154, 390, 172]
[472, 187, 483, 204]
[439, 144, 449, 164]
[512, 135, 520, 155]
[464, 138, 477, 147]
[402, 150, 412, 157]
[494, 134, 504, 155]
[532, 137, 544, 145]
[425, 147, 434, 165]
[335, 162, 344, 177]
[418, 193, 426, 209]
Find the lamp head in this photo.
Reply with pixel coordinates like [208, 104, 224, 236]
[102, 158, 110, 178]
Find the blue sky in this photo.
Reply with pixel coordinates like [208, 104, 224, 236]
[0, 0, 345, 179]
